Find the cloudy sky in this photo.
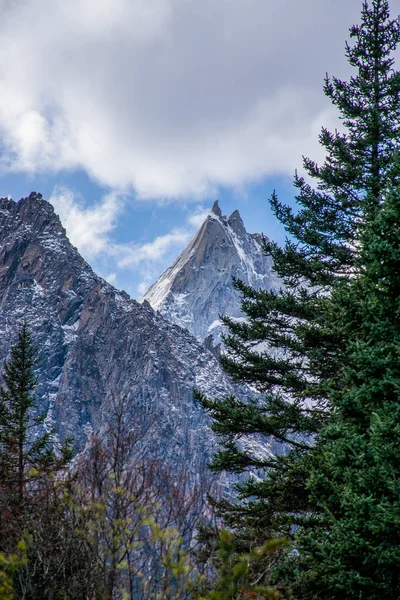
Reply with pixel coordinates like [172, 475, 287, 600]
[0, 0, 374, 297]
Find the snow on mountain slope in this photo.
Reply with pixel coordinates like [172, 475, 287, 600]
[0, 193, 265, 488]
[142, 200, 281, 344]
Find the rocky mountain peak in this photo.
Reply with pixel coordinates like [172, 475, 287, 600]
[142, 202, 281, 344]
[227, 209, 246, 235]
[0, 192, 63, 231]
[211, 199, 222, 217]
[0, 193, 93, 302]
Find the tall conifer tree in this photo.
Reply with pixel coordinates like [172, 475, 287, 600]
[291, 162, 400, 598]
[198, 0, 400, 552]
[0, 322, 72, 509]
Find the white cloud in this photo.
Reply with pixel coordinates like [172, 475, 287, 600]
[50, 186, 123, 260]
[104, 272, 117, 285]
[186, 207, 211, 229]
[0, 0, 364, 198]
[118, 229, 192, 268]
[50, 185, 205, 295]
[123, 228, 193, 297]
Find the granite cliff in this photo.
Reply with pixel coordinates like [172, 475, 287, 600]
[0, 193, 256, 486]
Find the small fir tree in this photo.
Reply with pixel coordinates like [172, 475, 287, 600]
[0, 321, 73, 507]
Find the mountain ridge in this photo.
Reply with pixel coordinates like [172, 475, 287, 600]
[0, 192, 257, 487]
[142, 200, 280, 344]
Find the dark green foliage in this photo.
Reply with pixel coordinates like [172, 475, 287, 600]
[0, 323, 89, 599]
[0, 321, 73, 508]
[198, 1, 400, 595]
[289, 163, 400, 598]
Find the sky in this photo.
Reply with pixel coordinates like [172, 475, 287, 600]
[0, 0, 378, 298]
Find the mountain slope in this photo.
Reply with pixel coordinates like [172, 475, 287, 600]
[142, 201, 280, 344]
[0, 193, 251, 484]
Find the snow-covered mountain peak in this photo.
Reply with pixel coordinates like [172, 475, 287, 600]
[142, 202, 281, 344]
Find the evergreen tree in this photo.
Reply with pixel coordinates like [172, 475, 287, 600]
[290, 159, 400, 598]
[198, 0, 400, 558]
[0, 321, 72, 510]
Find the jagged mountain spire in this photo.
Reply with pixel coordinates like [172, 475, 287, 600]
[228, 209, 246, 235]
[142, 202, 280, 343]
[211, 199, 222, 217]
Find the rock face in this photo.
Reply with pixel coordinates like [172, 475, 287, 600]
[0, 193, 250, 484]
[142, 200, 280, 344]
